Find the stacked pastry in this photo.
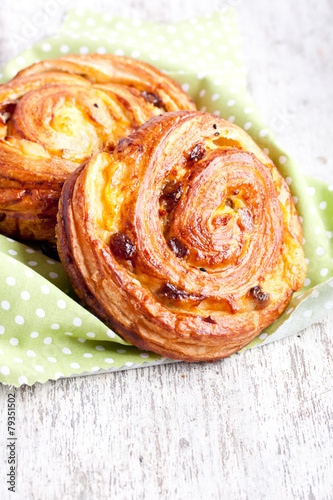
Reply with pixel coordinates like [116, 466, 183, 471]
[0, 55, 306, 360]
[0, 55, 195, 241]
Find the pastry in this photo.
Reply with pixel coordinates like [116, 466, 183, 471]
[0, 54, 195, 241]
[57, 111, 307, 361]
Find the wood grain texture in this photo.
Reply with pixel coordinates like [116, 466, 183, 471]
[0, 0, 333, 499]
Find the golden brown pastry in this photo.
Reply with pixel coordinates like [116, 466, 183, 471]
[57, 111, 306, 361]
[0, 54, 195, 241]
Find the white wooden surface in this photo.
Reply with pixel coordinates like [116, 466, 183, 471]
[1, 1, 333, 499]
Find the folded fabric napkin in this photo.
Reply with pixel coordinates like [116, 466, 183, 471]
[0, 7, 332, 387]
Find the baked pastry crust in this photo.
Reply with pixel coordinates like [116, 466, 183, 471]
[57, 111, 306, 361]
[0, 54, 195, 241]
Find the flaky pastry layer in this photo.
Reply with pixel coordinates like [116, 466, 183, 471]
[57, 111, 306, 361]
[0, 54, 195, 241]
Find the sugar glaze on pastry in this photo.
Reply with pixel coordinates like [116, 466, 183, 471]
[57, 111, 306, 361]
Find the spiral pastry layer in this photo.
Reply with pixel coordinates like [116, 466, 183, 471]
[57, 111, 306, 361]
[0, 54, 195, 241]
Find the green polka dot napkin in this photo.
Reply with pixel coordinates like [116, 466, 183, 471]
[0, 8, 332, 387]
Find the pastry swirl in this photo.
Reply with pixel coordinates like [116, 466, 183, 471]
[57, 111, 306, 361]
[0, 54, 195, 241]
